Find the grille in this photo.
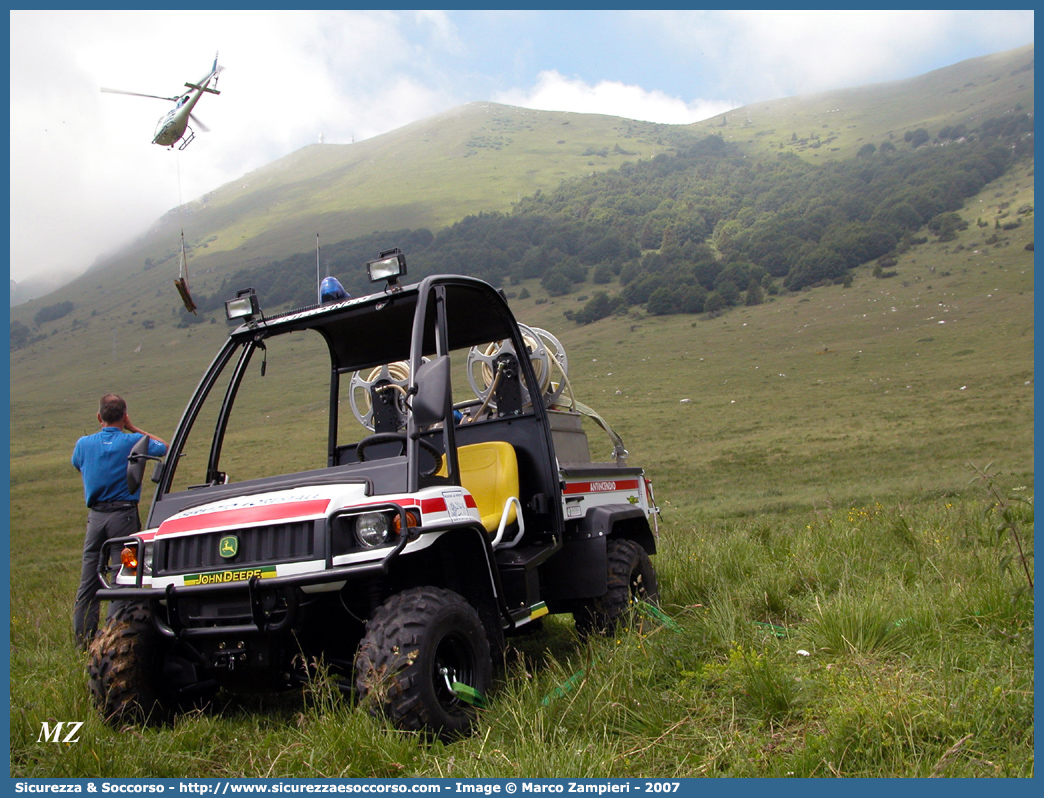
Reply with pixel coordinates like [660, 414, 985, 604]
[174, 593, 290, 630]
[156, 520, 319, 575]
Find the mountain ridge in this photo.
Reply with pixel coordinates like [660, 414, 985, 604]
[83, 102, 687, 286]
[10, 44, 1032, 323]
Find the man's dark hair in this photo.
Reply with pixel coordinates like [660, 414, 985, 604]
[99, 394, 127, 424]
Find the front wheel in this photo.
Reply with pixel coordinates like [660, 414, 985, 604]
[88, 601, 214, 725]
[87, 601, 171, 725]
[355, 587, 491, 741]
[574, 538, 659, 637]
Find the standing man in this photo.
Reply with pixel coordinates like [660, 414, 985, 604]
[71, 393, 167, 649]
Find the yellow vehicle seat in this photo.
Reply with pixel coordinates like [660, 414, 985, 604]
[439, 441, 519, 534]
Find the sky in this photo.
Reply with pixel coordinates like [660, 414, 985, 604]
[7, 9, 1034, 286]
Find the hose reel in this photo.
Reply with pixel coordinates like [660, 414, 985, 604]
[349, 324, 575, 427]
[349, 360, 416, 431]
[466, 324, 570, 412]
[346, 324, 626, 463]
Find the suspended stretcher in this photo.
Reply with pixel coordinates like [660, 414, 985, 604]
[174, 230, 197, 314]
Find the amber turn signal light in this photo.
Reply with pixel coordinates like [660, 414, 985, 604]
[121, 546, 139, 573]
[393, 510, 420, 534]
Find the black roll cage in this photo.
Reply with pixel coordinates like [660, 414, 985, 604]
[147, 275, 564, 537]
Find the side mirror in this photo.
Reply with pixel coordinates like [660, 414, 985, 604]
[126, 434, 151, 494]
[412, 356, 451, 426]
[127, 435, 164, 494]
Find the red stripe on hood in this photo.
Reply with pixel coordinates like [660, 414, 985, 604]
[157, 499, 331, 536]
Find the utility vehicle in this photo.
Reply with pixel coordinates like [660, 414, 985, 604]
[90, 251, 660, 739]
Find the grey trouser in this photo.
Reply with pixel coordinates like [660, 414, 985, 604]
[73, 503, 140, 648]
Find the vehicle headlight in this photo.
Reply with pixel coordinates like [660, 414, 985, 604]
[142, 542, 154, 574]
[355, 513, 391, 548]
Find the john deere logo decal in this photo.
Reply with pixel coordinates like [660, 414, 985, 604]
[219, 535, 239, 558]
[183, 566, 276, 586]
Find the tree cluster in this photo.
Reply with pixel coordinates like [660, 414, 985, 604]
[223, 112, 1026, 324]
[33, 300, 74, 326]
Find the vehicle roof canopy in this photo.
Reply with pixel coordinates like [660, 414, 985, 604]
[229, 275, 519, 373]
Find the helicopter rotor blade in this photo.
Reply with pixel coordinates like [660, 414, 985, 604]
[189, 114, 210, 133]
[100, 87, 178, 101]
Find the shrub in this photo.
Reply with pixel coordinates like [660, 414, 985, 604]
[575, 292, 624, 324]
[10, 320, 30, 350]
[33, 301, 74, 326]
[904, 128, 930, 148]
[704, 291, 726, 314]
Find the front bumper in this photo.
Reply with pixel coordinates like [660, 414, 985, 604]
[97, 530, 409, 638]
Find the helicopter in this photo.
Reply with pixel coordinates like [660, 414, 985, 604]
[102, 53, 221, 150]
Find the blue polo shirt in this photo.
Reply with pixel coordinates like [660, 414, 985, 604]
[71, 427, 168, 507]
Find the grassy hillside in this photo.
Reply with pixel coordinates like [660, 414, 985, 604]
[691, 43, 1034, 161]
[8, 104, 690, 321]
[498, 159, 1034, 512]
[186, 105, 685, 267]
[12, 156, 1032, 522]
[11, 45, 1032, 328]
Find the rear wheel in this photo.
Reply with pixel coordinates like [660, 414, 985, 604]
[574, 538, 659, 636]
[355, 587, 491, 741]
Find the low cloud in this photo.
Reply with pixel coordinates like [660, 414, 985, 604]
[636, 9, 1034, 101]
[495, 70, 736, 124]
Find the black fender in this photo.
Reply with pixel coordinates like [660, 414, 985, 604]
[539, 504, 655, 603]
[389, 525, 506, 655]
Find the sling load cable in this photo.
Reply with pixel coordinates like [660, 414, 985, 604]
[172, 151, 197, 313]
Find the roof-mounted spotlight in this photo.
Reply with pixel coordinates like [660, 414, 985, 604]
[367, 248, 407, 291]
[225, 287, 261, 323]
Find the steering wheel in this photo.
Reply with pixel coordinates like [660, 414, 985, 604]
[355, 433, 443, 477]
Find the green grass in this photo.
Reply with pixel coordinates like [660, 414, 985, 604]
[514, 161, 1035, 520]
[8, 103, 1033, 780]
[11, 492, 1033, 777]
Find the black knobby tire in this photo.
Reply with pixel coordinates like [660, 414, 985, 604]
[87, 601, 170, 726]
[575, 538, 660, 637]
[355, 587, 492, 741]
